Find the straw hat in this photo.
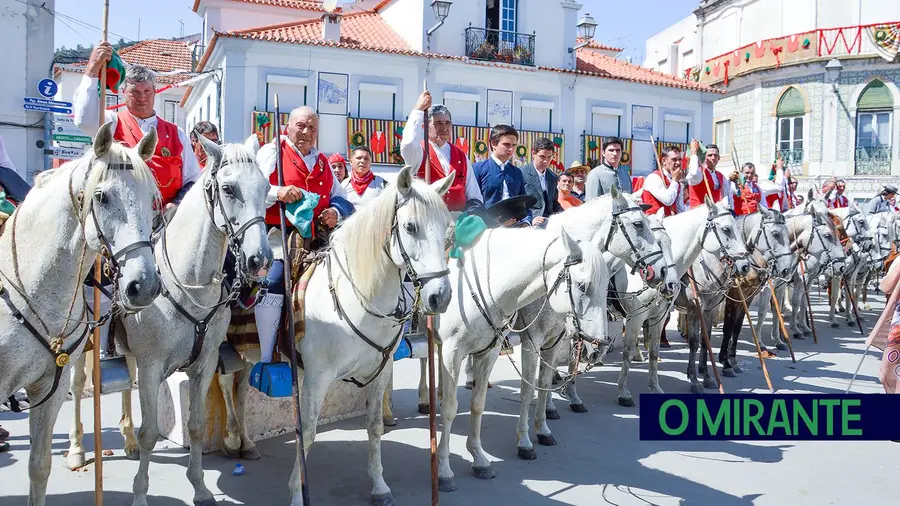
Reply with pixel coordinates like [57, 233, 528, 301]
[567, 160, 590, 173]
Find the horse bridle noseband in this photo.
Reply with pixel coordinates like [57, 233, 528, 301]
[604, 206, 665, 280]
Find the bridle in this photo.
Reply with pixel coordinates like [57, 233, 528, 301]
[604, 205, 665, 282]
[746, 211, 793, 282]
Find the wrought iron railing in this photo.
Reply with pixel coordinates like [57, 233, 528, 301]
[464, 26, 535, 66]
[777, 148, 803, 166]
[855, 146, 892, 175]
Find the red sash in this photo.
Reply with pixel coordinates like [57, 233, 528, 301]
[641, 170, 679, 217]
[688, 166, 724, 208]
[417, 141, 468, 211]
[265, 142, 333, 226]
[828, 195, 849, 208]
[113, 110, 183, 205]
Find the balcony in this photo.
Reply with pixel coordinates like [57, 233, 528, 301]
[777, 148, 804, 167]
[855, 146, 892, 175]
[465, 27, 535, 67]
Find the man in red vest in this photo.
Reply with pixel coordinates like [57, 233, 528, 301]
[642, 145, 686, 216]
[686, 140, 731, 209]
[251, 106, 352, 368]
[400, 91, 483, 212]
[75, 42, 201, 213]
[730, 162, 767, 216]
[822, 177, 850, 208]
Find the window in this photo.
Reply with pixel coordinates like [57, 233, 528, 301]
[443, 91, 480, 126]
[265, 75, 308, 112]
[501, 0, 517, 34]
[715, 120, 731, 151]
[775, 87, 805, 165]
[855, 80, 893, 175]
[357, 83, 397, 120]
[590, 107, 621, 136]
[520, 100, 552, 131]
[205, 96, 210, 122]
[663, 114, 691, 143]
[105, 94, 119, 108]
[164, 101, 178, 124]
[486, 0, 517, 43]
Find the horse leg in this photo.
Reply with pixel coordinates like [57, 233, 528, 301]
[720, 303, 737, 378]
[686, 310, 703, 394]
[366, 371, 395, 506]
[120, 355, 140, 460]
[416, 357, 430, 414]
[382, 364, 396, 427]
[515, 332, 540, 460]
[131, 364, 165, 506]
[564, 340, 587, 413]
[185, 361, 218, 506]
[647, 312, 665, 394]
[828, 276, 841, 328]
[617, 317, 642, 407]
[436, 345, 465, 492]
[217, 371, 243, 458]
[233, 360, 261, 459]
[66, 352, 88, 470]
[290, 367, 325, 506]
[26, 373, 70, 506]
[467, 348, 499, 480]
[699, 310, 718, 390]
[533, 348, 558, 446]
[539, 343, 560, 419]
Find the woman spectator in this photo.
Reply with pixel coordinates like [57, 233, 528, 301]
[329, 153, 349, 183]
[342, 145, 388, 209]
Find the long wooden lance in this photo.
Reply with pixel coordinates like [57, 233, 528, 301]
[798, 259, 819, 344]
[273, 95, 312, 505]
[768, 279, 796, 363]
[422, 80, 440, 506]
[843, 271, 866, 336]
[93, 2, 110, 504]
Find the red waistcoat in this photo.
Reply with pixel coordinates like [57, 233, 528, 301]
[641, 171, 679, 217]
[828, 195, 849, 208]
[733, 183, 761, 215]
[688, 166, 724, 208]
[113, 110, 183, 205]
[417, 141, 468, 211]
[265, 142, 333, 226]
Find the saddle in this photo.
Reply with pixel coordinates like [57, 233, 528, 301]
[226, 224, 330, 358]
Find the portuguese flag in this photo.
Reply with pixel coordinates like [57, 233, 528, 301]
[99, 49, 126, 94]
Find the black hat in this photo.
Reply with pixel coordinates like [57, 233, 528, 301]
[882, 184, 898, 195]
[486, 195, 538, 224]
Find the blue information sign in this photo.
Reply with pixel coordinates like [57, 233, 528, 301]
[37, 78, 59, 99]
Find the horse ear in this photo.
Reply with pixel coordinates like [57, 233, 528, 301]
[199, 134, 223, 168]
[431, 170, 456, 197]
[760, 206, 772, 219]
[243, 134, 260, 157]
[560, 227, 582, 264]
[93, 121, 115, 157]
[807, 188, 814, 201]
[136, 127, 158, 162]
[704, 194, 716, 213]
[396, 165, 413, 196]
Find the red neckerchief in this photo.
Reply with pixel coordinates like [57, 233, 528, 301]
[350, 170, 375, 196]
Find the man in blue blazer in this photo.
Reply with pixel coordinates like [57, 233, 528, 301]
[522, 137, 562, 228]
[473, 124, 532, 226]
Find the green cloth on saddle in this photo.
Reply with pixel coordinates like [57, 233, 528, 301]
[0, 189, 16, 216]
[285, 190, 320, 239]
[449, 213, 487, 259]
[98, 49, 126, 94]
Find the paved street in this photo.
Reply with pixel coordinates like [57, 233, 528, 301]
[2, 291, 898, 505]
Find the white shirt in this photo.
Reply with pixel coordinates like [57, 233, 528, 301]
[687, 153, 733, 209]
[400, 109, 483, 203]
[342, 174, 388, 209]
[536, 167, 548, 193]
[256, 136, 347, 221]
[72, 75, 200, 188]
[643, 170, 686, 213]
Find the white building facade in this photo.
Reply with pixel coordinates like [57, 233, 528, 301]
[646, 0, 900, 201]
[184, 0, 720, 177]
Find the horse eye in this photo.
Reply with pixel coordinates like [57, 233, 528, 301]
[404, 222, 418, 235]
[94, 190, 107, 205]
[222, 185, 235, 197]
[633, 221, 644, 229]
[578, 282, 587, 293]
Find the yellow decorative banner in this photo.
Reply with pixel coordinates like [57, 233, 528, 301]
[655, 141, 689, 164]
[346, 118, 407, 165]
[581, 135, 633, 170]
[452, 126, 566, 172]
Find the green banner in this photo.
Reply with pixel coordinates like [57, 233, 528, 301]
[53, 133, 91, 143]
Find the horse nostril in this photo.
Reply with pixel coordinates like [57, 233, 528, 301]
[125, 280, 140, 299]
[247, 254, 261, 273]
[428, 293, 439, 310]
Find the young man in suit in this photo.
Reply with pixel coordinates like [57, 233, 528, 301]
[522, 137, 563, 227]
[473, 124, 532, 226]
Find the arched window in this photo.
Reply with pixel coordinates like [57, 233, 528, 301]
[775, 87, 804, 166]
[855, 80, 893, 175]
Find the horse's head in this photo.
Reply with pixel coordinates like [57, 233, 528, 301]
[751, 207, 794, 280]
[600, 185, 669, 288]
[649, 208, 679, 299]
[546, 227, 610, 360]
[196, 135, 272, 278]
[83, 121, 161, 310]
[867, 212, 895, 263]
[700, 195, 751, 277]
[843, 201, 874, 250]
[391, 165, 454, 313]
[799, 199, 846, 277]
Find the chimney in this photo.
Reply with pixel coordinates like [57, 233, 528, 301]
[322, 12, 341, 43]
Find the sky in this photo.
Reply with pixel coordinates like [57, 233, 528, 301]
[53, 0, 698, 64]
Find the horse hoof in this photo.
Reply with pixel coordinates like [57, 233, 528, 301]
[222, 445, 240, 460]
[569, 403, 588, 413]
[417, 403, 430, 415]
[65, 452, 86, 470]
[795, 334, 807, 340]
[733, 364, 743, 374]
[383, 417, 397, 427]
[517, 447, 537, 460]
[545, 409, 560, 420]
[438, 477, 458, 492]
[702, 377, 718, 389]
[776, 343, 788, 351]
[690, 383, 704, 394]
[793, 332, 803, 339]
[537, 434, 557, 446]
[617, 397, 635, 407]
[124, 446, 140, 461]
[722, 367, 736, 378]
[240, 447, 261, 460]
[371, 492, 396, 506]
[831, 323, 840, 328]
[194, 498, 218, 506]
[847, 321, 855, 327]
[472, 466, 496, 480]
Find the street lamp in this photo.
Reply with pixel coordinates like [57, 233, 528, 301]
[427, 0, 452, 36]
[825, 58, 842, 82]
[570, 13, 598, 52]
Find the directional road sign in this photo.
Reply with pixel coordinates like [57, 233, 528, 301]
[23, 103, 72, 114]
[45, 147, 84, 160]
[53, 134, 92, 143]
[24, 97, 73, 108]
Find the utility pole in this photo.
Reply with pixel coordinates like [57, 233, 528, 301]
[179, 19, 184, 39]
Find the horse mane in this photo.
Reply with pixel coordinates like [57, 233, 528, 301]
[329, 178, 451, 301]
[36, 141, 160, 218]
[546, 193, 614, 230]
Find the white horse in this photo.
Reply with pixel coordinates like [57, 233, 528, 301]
[826, 204, 874, 328]
[219, 166, 455, 506]
[66, 136, 272, 506]
[860, 211, 897, 309]
[0, 122, 161, 506]
[433, 223, 610, 491]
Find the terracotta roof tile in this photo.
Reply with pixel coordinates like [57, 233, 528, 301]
[193, 0, 327, 12]
[572, 48, 716, 92]
[228, 11, 409, 50]
[576, 38, 624, 53]
[63, 39, 196, 85]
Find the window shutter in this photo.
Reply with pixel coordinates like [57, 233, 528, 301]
[776, 87, 805, 117]
[858, 81, 893, 111]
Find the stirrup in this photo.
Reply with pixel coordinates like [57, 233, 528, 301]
[248, 361, 293, 398]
